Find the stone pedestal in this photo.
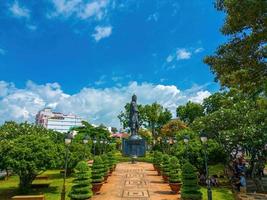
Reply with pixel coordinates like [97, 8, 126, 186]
[122, 135, 146, 157]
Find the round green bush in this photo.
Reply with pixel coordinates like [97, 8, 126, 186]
[169, 156, 181, 183]
[92, 156, 104, 183]
[69, 161, 93, 200]
[181, 162, 202, 200]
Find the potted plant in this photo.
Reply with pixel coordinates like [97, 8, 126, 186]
[168, 156, 182, 194]
[181, 162, 202, 200]
[91, 156, 104, 194]
[152, 151, 159, 171]
[154, 151, 163, 175]
[69, 161, 93, 200]
[107, 152, 116, 174]
[101, 154, 109, 183]
[161, 154, 170, 183]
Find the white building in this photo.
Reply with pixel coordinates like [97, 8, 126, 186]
[36, 108, 83, 133]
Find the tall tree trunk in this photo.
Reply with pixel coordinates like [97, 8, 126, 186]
[19, 174, 35, 194]
[5, 169, 9, 180]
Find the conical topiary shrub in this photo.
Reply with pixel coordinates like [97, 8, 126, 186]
[91, 156, 104, 194]
[169, 156, 182, 194]
[101, 154, 109, 182]
[161, 154, 170, 182]
[69, 161, 93, 200]
[107, 152, 116, 173]
[154, 151, 163, 175]
[181, 162, 202, 200]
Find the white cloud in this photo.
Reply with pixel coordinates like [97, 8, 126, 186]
[49, 0, 110, 20]
[27, 24, 37, 31]
[9, 1, 30, 18]
[166, 55, 174, 63]
[194, 47, 204, 53]
[0, 48, 6, 55]
[188, 91, 211, 103]
[176, 48, 191, 60]
[0, 80, 211, 127]
[79, 0, 109, 20]
[92, 26, 112, 41]
[94, 75, 107, 85]
[147, 13, 159, 22]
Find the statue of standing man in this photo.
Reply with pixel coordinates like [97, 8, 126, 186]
[129, 94, 139, 136]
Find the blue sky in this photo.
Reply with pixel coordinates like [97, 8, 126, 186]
[0, 0, 226, 127]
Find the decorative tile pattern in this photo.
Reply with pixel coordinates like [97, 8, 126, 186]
[122, 190, 149, 198]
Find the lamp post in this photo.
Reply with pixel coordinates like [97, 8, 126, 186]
[61, 132, 74, 200]
[183, 135, 189, 159]
[93, 137, 97, 155]
[200, 132, 212, 200]
[83, 136, 89, 159]
[100, 138, 104, 154]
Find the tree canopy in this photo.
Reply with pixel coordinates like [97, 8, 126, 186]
[204, 0, 267, 95]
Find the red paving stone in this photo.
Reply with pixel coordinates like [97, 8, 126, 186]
[92, 162, 180, 200]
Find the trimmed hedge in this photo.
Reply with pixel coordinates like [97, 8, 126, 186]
[162, 154, 170, 176]
[107, 152, 116, 170]
[101, 154, 110, 176]
[154, 151, 163, 170]
[181, 162, 202, 200]
[169, 156, 181, 183]
[69, 161, 93, 200]
[92, 156, 104, 183]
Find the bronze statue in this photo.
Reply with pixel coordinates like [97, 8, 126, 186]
[129, 94, 139, 135]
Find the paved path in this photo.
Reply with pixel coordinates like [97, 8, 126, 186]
[92, 162, 179, 200]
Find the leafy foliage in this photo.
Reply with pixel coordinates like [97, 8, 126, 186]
[153, 151, 163, 170]
[169, 156, 181, 183]
[107, 152, 116, 170]
[0, 122, 60, 193]
[91, 156, 104, 183]
[204, 0, 267, 95]
[176, 101, 204, 124]
[181, 162, 202, 200]
[101, 154, 110, 176]
[69, 161, 93, 200]
[161, 154, 170, 176]
[161, 119, 187, 137]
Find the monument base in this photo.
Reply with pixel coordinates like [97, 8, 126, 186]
[122, 135, 146, 157]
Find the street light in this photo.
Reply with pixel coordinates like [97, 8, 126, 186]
[83, 135, 90, 144]
[183, 135, 189, 159]
[200, 132, 212, 200]
[61, 132, 74, 200]
[93, 137, 97, 155]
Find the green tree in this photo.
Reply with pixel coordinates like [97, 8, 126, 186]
[144, 102, 172, 137]
[181, 162, 202, 200]
[69, 161, 93, 200]
[117, 103, 146, 129]
[192, 93, 267, 189]
[161, 119, 187, 137]
[6, 134, 58, 193]
[118, 102, 172, 137]
[204, 0, 267, 95]
[176, 101, 204, 124]
[0, 122, 61, 193]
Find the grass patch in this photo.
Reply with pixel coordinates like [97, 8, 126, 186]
[115, 152, 153, 163]
[209, 163, 225, 176]
[0, 170, 74, 200]
[200, 187, 234, 200]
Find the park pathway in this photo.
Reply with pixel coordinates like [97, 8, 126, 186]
[92, 162, 179, 200]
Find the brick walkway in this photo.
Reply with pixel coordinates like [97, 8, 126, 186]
[92, 162, 179, 200]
